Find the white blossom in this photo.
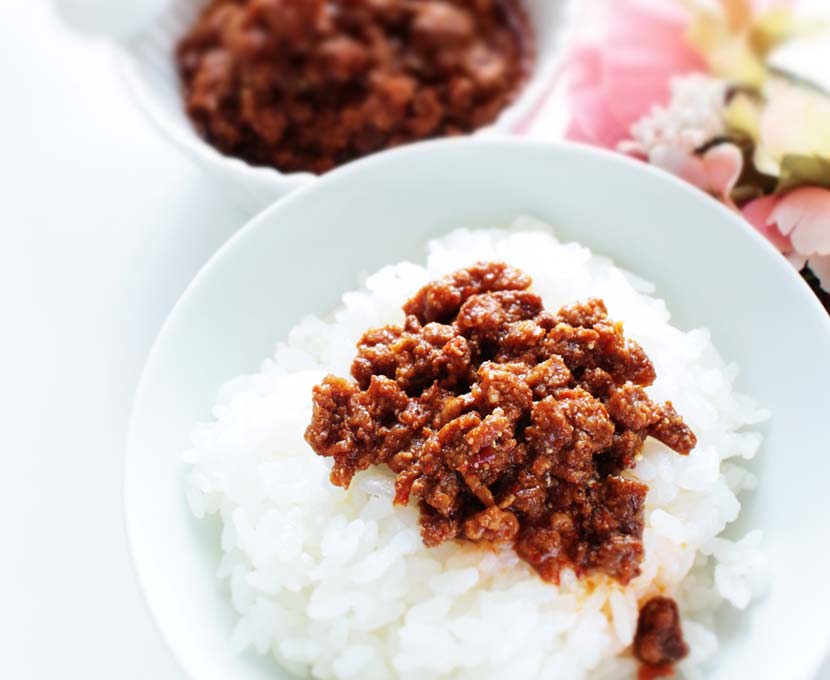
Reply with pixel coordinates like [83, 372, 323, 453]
[622, 75, 729, 155]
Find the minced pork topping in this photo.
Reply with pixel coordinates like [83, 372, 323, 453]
[305, 262, 696, 595]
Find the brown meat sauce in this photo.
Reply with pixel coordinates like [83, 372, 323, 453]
[634, 597, 690, 676]
[177, 0, 533, 174]
[305, 262, 697, 592]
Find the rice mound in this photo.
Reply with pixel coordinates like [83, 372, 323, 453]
[184, 219, 768, 680]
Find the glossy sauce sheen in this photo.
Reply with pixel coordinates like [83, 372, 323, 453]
[305, 263, 697, 588]
[177, 0, 534, 174]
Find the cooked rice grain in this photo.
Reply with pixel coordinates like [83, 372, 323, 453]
[184, 218, 768, 680]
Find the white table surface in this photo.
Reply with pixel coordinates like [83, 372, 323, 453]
[6, 1, 828, 678]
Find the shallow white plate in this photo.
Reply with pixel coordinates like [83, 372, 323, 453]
[125, 139, 830, 680]
[116, 0, 575, 213]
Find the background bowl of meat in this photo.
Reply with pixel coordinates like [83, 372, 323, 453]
[117, 0, 574, 213]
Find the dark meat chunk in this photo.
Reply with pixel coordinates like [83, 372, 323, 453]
[548, 298, 657, 386]
[457, 290, 543, 333]
[473, 361, 533, 420]
[501, 468, 548, 520]
[580, 477, 647, 584]
[634, 597, 689, 669]
[462, 411, 521, 484]
[305, 375, 373, 488]
[496, 319, 547, 363]
[580, 367, 615, 399]
[352, 317, 471, 392]
[351, 324, 403, 386]
[649, 402, 697, 455]
[305, 263, 697, 588]
[556, 297, 609, 328]
[420, 502, 462, 547]
[412, 2, 475, 48]
[515, 524, 566, 582]
[586, 533, 644, 585]
[403, 262, 531, 324]
[316, 36, 370, 82]
[464, 42, 509, 92]
[607, 382, 661, 431]
[186, 50, 235, 116]
[599, 429, 647, 476]
[423, 468, 463, 517]
[588, 476, 647, 539]
[558, 388, 615, 453]
[463, 506, 520, 542]
[177, 0, 533, 174]
[544, 323, 601, 372]
[594, 319, 657, 387]
[615, 340, 658, 386]
[248, 0, 326, 47]
[525, 397, 574, 461]
[526, 356, 572, 399]
[306, 374, 415, 487]
[427, 387, 477, 429]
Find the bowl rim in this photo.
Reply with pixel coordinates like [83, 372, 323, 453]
[114, 0, 576, 198]
[124, 137, 830, 680]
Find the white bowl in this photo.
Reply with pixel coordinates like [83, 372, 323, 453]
[125, 139, 830, 680]
[116, 0, 575, 213]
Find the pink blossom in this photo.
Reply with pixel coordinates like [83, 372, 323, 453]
[648, 142, 744, 203]
[741, 195, 793, 252]
[769, 187, 830, 254]
[742, 187, 830, 290]
[565, 0, 707, 149]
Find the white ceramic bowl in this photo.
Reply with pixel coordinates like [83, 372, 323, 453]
[125, 139, 830, 680]
[116, 0, 574, 213]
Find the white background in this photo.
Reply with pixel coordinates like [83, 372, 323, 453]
[5, 0, 828, 677]
[6, 1, 243, 676]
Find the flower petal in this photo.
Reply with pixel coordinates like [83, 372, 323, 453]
[649, 145, 710, 189]
[741, 195, 793, 252]
[566, 87, 630, 148]
[759, 78, 830, 171]
[648, 143, 744, 201]
[700, 143, 744, 198]
[786, 252, 808, 270]
[565, 0, 703, 150]
[770, 187, 830, 255]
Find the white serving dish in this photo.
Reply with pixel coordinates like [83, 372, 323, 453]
[125, 138, 830, 680]
[116, 0, 575, 213]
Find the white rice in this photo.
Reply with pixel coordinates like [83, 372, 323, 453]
[184, 218, 768, 680]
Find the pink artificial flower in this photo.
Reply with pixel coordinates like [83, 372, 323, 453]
[648, 142, 744, 203]
[742, 187, 830, 290]
[565, 0, 707, 149]
[741, 195, 794, 252]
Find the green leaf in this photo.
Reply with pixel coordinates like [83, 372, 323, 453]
[775, 154, 830, 193]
